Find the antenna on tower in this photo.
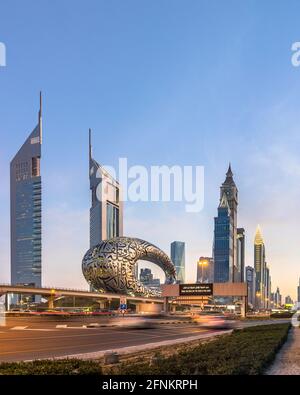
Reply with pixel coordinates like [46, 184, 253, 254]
[39, 91, 42, 143]
[89, 128, 92, 161]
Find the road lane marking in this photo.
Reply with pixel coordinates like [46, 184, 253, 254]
[10, 326, 28, 330]
[22, 329, 58, 332]
[10, 326, 57, 332]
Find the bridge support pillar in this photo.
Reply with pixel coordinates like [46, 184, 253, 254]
[241, 296, 247, 318]
[95, 301, 106, 309]
[164, 297, 169, 314]
[48, 295, 55, 310]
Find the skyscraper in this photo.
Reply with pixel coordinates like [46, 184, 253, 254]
[196, 257, 214, 283]
[265, 265, 271, 309]
[298, 278, 300, 305]
[274, 287, 282, 307]
[254, 225, 266, 309]
[285, 295, 293, 305]
[220, 164, 238, 281]
[213, 193, 234, 282]
[10, 93, 42, 293]
[237, 228, 245, 282]
[246, 266, 256, 307]
[139, 268, 161, 292]
[170, 241, 185, 283]
[89, 129, 123, 248]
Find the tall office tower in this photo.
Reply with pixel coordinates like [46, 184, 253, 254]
[274, 287, 282, 307]
[265, 265, 271, 309]
[10, 93, 42, 296]
[285, 295, 293, 305]
[89, 129, 123, 248]
[220, 164, 238, 281]
[246, 266, 256, 307]
[237, 228, 245, 282]
[196, 257, 214, 283]
[213, 193, 234, 282]
[298, 278, 300, 304]
[170, 241, 185, 283]
[139, 268, 161, 292]
[254, 225, 267, 309]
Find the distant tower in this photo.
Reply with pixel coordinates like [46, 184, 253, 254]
[237, 228, 245, 282]
[213, 192, 234, 282]
[196, 257, 214, 283]
[254, 225, 266, 309]
[245, 266, 256, 307]
[89, 129, 123, 248]
[170, 241, 185, 283]
[10, 93, 42, 295]
[220, 164, 238, 281]
[297, 278, 300, 304]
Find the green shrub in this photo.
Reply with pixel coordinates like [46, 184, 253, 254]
[0, 359, 101, 375]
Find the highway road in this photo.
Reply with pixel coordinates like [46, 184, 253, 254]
[0, 315, 290, 362]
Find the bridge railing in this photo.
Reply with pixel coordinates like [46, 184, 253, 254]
[0, 283, 90, 293]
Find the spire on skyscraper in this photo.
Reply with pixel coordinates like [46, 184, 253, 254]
[254, 225, 264, 245]
[89, 128, 92, 162]
[39, 91, 42, 143]
[227, 163, 232, 176]
[222, 163, 236, 186]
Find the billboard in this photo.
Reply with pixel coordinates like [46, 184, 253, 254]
[179, 283, 213, 296]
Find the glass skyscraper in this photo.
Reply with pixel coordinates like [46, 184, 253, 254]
[213, 193, 234, 282]
[196, 257, 214, 283]
[236, 228, 245, 282]
[254, 225, 266, 309]
[220, 164, 238, 281]
[89, 128, 123, 248]
[170, 241, 185, 284]
[246, 266, 256, 307]
[10, 93, 42, 292]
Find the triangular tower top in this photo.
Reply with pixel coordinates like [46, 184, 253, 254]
[227, 163, 233, 177]
[254, 225, 264, 245]
[222, 163, 236, 186]
[219, 192, 230, 210]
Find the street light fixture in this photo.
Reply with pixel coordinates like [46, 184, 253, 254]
[198, 259, 208, 283]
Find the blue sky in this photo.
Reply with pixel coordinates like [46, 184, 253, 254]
[1, 0, 300, 298]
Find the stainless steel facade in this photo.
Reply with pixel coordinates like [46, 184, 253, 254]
[10, 93, 42, 290]
[82, 237, 176, 297]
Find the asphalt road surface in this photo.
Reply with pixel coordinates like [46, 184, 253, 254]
[0, 316, 290, 362]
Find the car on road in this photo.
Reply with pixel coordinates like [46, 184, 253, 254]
[191, 311, 236, 329]
[110, 316, 158, 329]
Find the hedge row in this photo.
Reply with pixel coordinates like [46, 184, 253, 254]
[106, 323, 291, 375]
[0, 359, 101, 375]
